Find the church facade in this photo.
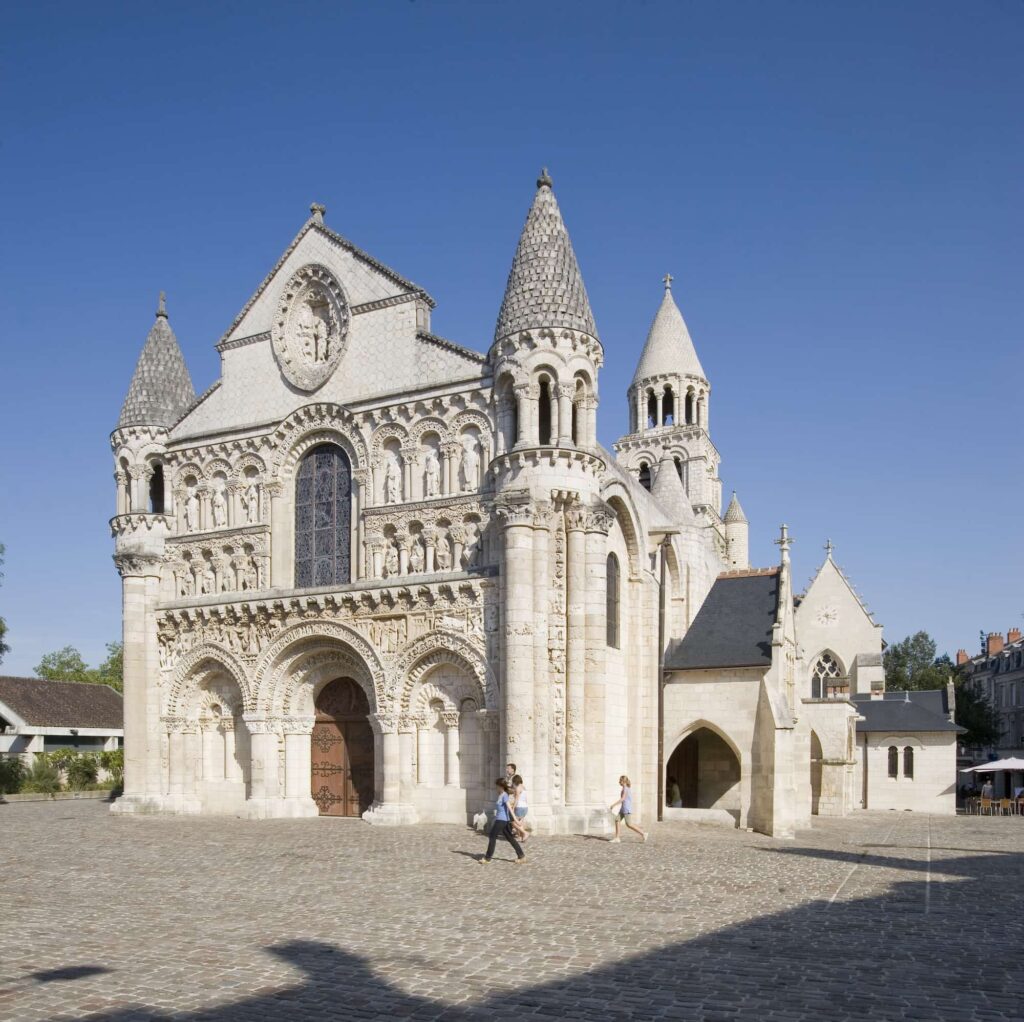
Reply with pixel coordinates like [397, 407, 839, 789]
[109, 174, 948, 836]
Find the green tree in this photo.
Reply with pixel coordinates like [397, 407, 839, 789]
[96, 641, 123, 693]
[0, 542, 9, 665]
[34, 646, 93, 683]
[883, 631, 952, 691]
[953, 674, 1002, 749]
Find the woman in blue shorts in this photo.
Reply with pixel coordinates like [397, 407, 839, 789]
[609, 775, 648, 843]
[480, 779, 526, 864]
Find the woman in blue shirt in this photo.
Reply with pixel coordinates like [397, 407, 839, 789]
[480, 779, 526, 863]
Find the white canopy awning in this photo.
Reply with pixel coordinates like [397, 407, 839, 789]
[960, 758, 1024, 773]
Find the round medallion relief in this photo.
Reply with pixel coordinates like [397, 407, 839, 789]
[272, 264, 350, 391]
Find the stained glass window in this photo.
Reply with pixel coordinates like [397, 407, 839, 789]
[295, 444, 351, 588]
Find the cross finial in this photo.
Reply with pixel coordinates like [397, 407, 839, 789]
[774, 523, 793, 562]
[310, 202, 326, 223]
[824, 538, 833, 558]
[537, 167, 553, 189]
[156, 291, 167, 318]
[663, 272, 673, 291]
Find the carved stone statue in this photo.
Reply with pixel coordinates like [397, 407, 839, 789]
[434, 534, 451, 570]
[200, 562, 216, 595]
[384, 541, 400, 577]
[384, 455, 402, 504]
[409, 539, 424, 574]
[460, 437, 479, 492]
[184, 488, 199, 533]
[242, 482, 260, 524]
[242, 557, 259, 591]
[424, 448, 441, 498]
[211, 486, 227, 528]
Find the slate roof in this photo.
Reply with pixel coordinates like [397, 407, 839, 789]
[118, 298, 196, 428]
[0, 676, 124, 730]
[665, 569, 780, 671]
[631, 282, 705, 386]
[851, 691, 963, 733]
[494, 171, 598, 343]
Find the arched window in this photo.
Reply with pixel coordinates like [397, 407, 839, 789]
[148, 463, 165, 515]
[646, 391, 657, 429]
[606, 553, 620, 648]
[684, 391, 694, 425]
[571, 402, 579, 446]
[811, 652, 842, 698]
[538, 379, 553, 445]
[887, 746, 898, 778]
[903, 746, 914, 779]
[295, 444, 352, 588]
[638, 462, 652, 491]
[663, 387, 675, 426]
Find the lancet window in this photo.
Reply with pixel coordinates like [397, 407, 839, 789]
[606, 553, 620, 649]
[295, 443, 352, 588]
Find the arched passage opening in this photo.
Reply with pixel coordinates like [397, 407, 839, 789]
[666, 727, 741, 814]
[810, 730, 823, 815]
[311, 677, 374, 817]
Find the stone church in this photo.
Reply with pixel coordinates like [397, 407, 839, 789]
[110, 172, 952, 836]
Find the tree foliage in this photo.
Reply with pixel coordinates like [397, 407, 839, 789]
[883, 631, 953, 691]
[33, 642, 123, 692]
[953, 673, 1003, 749]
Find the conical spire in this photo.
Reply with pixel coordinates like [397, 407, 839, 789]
[724, 491, 747, 524]
[650, 453, 693, 523]
[631, 276, 705, 387]
[118, 293, 196, 429]
[494, 170, 598, 343]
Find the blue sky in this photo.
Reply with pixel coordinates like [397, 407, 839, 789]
[0, 1, 1021, 675]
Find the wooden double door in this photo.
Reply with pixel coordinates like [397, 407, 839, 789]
[311, 677, 374, 817]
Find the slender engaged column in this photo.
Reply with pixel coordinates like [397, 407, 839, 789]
[416, 717, 430, 785]
[283, 717, 315, 801]
[513, 384, 529, 448]
[565, 507, 587, 806]
[557, 384, 574, 445]
[267, 482, 287, 588]
[399, 716, 415, 797]
[497, 497, 535, 788]
[532, 503, 552, 813]
[442, 711, 461, 787]
[584, 505, 614, 806]
[168, 725, 185, 797]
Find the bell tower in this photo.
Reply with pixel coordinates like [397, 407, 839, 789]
[613, 275, 723, 522]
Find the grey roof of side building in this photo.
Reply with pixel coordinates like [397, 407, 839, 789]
[118, 304, 196, 428]
[494, 174, 598, 343]
[850, 690, 964, 733]
[0, 676, 124, 730]
[665, 570, 780, 671]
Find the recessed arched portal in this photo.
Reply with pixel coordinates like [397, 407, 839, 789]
[666, 727, 741, 811]
[810, 730, 823, 815]
[311, 677, 374, 817]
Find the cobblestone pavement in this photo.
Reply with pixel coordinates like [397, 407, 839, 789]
[3, 802, 1023, 1021]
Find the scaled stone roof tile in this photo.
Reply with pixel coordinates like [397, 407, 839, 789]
[119, 300, 196, 428]
[494, 175, 598, 343]
[850, 691, 964, 733]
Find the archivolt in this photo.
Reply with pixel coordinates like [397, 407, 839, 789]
[395, 631, 493, 713]
[166, 644, 252, 717]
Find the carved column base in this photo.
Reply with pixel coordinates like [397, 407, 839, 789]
[362, 801, 420, 827]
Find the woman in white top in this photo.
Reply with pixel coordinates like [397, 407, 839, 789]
[510, 773, 529, 842]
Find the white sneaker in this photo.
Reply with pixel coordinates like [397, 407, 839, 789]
[608, 837, 621, 843]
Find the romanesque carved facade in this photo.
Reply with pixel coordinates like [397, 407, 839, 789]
[110, 175, 939, 835]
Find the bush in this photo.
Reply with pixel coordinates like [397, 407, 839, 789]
[40, 748, 77, 771]
[99, 748, 124, 786]
[66, 754, 99, 790]
[0, 757, 26, 794]
[22, 759, 61, 794]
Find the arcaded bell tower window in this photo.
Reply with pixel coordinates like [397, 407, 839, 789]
[148, 463, 165, 515]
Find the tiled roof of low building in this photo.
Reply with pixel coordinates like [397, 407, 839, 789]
[850, 690, 963, 733]
[0, 676, 124, 729]
[665, 570, 780, 671]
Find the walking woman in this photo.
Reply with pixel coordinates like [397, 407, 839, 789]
[510, 773, 529, 842]
[480, 779, 526, 864]
[609, 775, 648, 843]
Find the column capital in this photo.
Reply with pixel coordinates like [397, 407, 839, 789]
[281, 715, 316, 735]
[584, 501, 616, 536]
[476, 708, 499, 733]
[242, 713, 281, 735]
[495, 492, 534, 528]
[370, 711, 399, 735]
[264, 480, 284, 498]
[161, 714, 186, 733]
[114, 552, 164, 578]
[440, 710, 461, 730]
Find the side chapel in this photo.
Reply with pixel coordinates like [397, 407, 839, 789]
[110, 172, 953, 836]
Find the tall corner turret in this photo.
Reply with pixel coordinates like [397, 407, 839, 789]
[723, 491, 749, 569]
[489, 170, 604, 473]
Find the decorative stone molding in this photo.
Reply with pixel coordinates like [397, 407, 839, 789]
[166, 643, 253, 717]
[114, 552, 163, 578]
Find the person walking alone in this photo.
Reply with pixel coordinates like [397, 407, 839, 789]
[480, 779, 526, 864]
[609, 775, 648, 843]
